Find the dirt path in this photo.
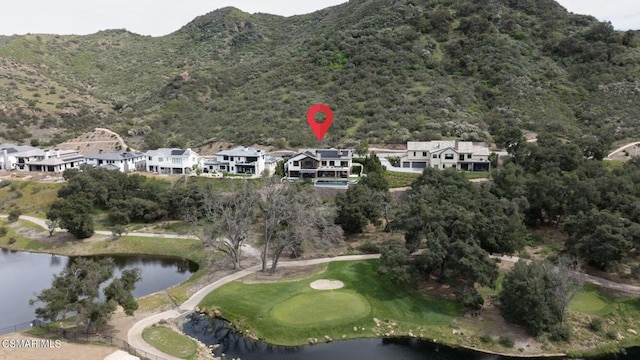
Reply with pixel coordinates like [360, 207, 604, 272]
[607, 141, 640, 158]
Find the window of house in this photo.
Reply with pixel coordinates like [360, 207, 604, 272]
[341, 161, 348, 167]
[148, 157, 152, 161]
[158, 157, 163, 162]
[422, 152, 427, 157]
[321, 161, 327, 166]
[459, 155, 465, 161]
[444, 153, 454, 160]
[293, 161, 299, 166]
[413, 152, 417, 157]
[172, 158, 182, 165]
[467, 154, 472, 159]
[432, 154, 437, 159]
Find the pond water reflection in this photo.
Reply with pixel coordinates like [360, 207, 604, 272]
[0, 249, 197, 331]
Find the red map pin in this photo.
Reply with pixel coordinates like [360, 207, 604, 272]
[307, 104, 333, 142]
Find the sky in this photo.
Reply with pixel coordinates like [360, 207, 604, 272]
[0, 0, 637, 37]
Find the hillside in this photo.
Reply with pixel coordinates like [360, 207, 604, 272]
[0, 0, 638, 150]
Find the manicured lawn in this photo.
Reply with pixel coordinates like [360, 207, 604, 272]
[570, 285, 613, 316]
[199, 260, 460, 345]
[142, 325, 198, 360]
[464, 172, 490, 180]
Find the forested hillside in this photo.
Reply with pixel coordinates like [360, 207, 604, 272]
[0, 0, 638, 149]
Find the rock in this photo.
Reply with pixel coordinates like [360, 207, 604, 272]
[627, 329, 638, 335]
[452, 330, 458, 335]
[324, 335, 333, 343]
[353, 326, 358, 332]
[342, 335, 347, 339]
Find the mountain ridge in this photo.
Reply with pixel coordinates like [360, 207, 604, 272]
[0, 0, 638, 150]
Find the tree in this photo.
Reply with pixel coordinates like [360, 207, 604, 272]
[191, 182, 258, 269]
[499, 258, 582, 335]
[335, 184, 383, 234]
[47, 195, 95, 239]
[354, 139, 369, 157]
[378, 241, 415, 286]
[258, 180, 290, 273]
[564, 209, 632, 270]
[7, 208, 21, 222]
[45, 219, 58, 236]
[267, 186, 343, 274]
[30, 258, 140, 333]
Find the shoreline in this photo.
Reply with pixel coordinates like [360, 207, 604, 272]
[2, 241, 638, 359]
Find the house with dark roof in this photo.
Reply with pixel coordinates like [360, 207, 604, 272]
[284, 149, 354, 181]
[0, 144, 39, 170]
[144, 148, 199, 175]
[85, 150, 146, 173]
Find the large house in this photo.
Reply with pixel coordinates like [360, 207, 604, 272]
[285, 149, 354, 180]
[0, 144, 39, 170]
[12, 149, 84, 172]
[84, 151, 146, 173]
[400, 141, 491, 172]
[202, 146, 274, 176]
[145, 148, 199, 175]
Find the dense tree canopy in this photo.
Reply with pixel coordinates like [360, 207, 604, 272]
[30, 258, 140, 333]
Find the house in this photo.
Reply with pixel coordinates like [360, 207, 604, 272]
[145, 148, 199, 175]
[0, 144, 39, 170]
[400, 141, 491, 172]
[285, 149, 354, 180]
[12, 149, 83, 172]
[25, 150, 86, 173]
[84, 150, 146, 173]
[203, 146, 270, 176]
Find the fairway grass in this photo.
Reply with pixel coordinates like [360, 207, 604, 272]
[198, 260, 460, 346]
[142, 325, 197, 360]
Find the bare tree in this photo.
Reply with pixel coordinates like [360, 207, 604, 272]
[46, 219, 58, 237]
[258, 180, 289, 273]
[547, 256, 584, 323]
[192, 182, 258, 269]
[267, 188, 343, 275]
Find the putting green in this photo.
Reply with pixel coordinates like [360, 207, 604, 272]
[270, 291, 371, 327]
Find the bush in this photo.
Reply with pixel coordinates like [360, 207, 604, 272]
[7, 237, 16, 245]
[549, 324, 572, 342]
[357, 240, 380, 254]
[499, 335, 514, 348]
[606, 330, 617, 340]
[8, 208, 22, 222]
[0, 227, 7, 237]
[589, 318, 603, 332]
[479, 334, 493, 344]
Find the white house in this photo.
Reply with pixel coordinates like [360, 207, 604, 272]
[25, 150, 86, 173]
[84, 151, 146, 173]
[400, 141, 491, 172]
[145, 148, 199, 175]
[0, 144, 39, 170]
[203, 146, 269, 176]
[285, 149, 354, 180]
[12, 149, 83, 172]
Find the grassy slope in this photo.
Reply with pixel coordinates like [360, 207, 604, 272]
[199, 259, 460, 346]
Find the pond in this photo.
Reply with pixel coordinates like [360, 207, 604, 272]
[182, 313, 640, 360]
[0, 249, 198, 332]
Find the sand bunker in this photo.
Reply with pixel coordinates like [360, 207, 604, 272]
[310, 279, 344, 290]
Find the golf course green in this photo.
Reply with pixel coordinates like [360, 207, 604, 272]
[270, 290, 371, 327]
[198, 259, 460, 345]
